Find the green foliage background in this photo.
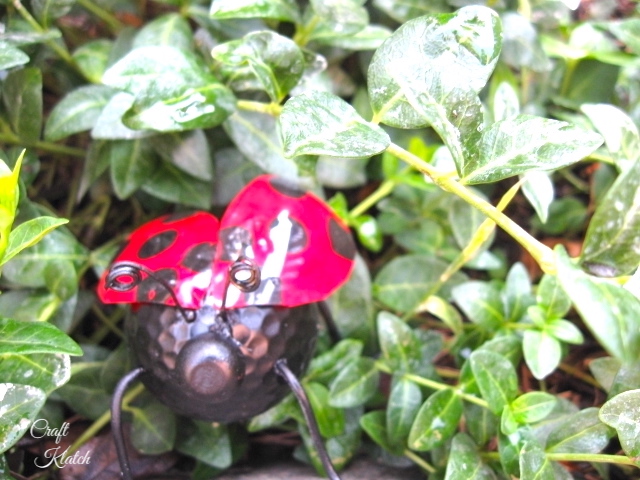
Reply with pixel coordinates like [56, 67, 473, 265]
[2, 0, 640, 478]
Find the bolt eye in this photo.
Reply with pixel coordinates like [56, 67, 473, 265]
[229, 257, 261, 292]
[176, 333, 245, 399]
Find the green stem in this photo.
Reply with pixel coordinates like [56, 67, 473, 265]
[236, 99, 283, 116]
[386, 142, 556, 274]
[12, 0, 77, 68]
[349, 178, 397, 219]
[545, 453, 638, 466]
[404, 449, 437, 474]
[0, 133, 85, 158]
[375, 361, 490, 409]
[62, 383, 145, 462]
[293, 15, 321, 47]
[76, 0, 125, 33]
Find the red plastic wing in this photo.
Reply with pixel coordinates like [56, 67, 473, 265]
[97, 212, 219, 309]
[208, 176, 356, 308]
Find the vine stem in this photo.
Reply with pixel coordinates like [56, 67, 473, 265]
[385, 142, 557, 274]
[349, 178, 397, 219]
[61, 383, 145, 463]
[403, 449, 437, 474]
[483, 451, 638, 467]
[76, 0, 125, 33]
[375, 361, 490, 409]
[0, 133, 86, 157]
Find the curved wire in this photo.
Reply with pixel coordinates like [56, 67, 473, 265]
[275, 359, 342, 480]
[111, 367, 144, 480]
[106, 261, 196, 323]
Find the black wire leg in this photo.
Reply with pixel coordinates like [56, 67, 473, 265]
[318, 301, 341, 344]
[275, 359, 342, 480]
[111, 367, 144, 480]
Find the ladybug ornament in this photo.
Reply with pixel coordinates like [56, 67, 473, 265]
[98, 175, 355, 480]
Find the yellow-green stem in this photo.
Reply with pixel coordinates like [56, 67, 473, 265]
[236, 99, 283, 116]
[386, 142, 556, 274]
[0, 133, 86, 158]
[61, 383, 145, 462]
[404, 449, 437, 474]
[77, 0, 125, 33]
[375, 361, 489, 409]
[349, 178, 397, 219]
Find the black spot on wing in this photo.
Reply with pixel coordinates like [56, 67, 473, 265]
[269, 177, 305, 198]
[328, 218, 355, 260]
[270, 217, 308, 253]
[181, 242, 216, 272]
[136, 269, 177, 303]
[139, 230, 178, 259]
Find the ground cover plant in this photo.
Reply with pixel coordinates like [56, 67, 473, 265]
[1, 0, 640, 478]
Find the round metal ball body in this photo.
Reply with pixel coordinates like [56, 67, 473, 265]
[126, 303, 319, 422]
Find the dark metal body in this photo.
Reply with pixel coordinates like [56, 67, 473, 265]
[128, 303, 319, 422]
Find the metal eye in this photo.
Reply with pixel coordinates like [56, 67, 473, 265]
[105, 261, 196, 323]
[229, 257, 261, 293]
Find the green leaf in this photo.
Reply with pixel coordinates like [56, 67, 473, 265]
[305, 382, 345, 438]
[533, 196, 588, 235]
[0, 383, 46, 454]
[511, 392, 557, 425]
[44, 85, 115, 141]
[465, 402, 497, 446]
[452, 281, 504, 330]
[133, 13, 193, 51]
[151, 130, 212, 181]
[374, 255, 462, 313]
[55, 365, 111, 420]
[1, 68, 42, 143]
[536, 274, 572, 320]
[501, 13, 551, 72]
[599, 389, 640, 464]
[469, 350, 518, 415]
[328, 357, 379, 408]
[210, 0, 300, 22]
[281, 91, 389, 158]
[31, 0, 75, 25]
[131, 397, 177, 454]
[368, 6, 501, 169]
[444, 433, 495, 480]
[44, 259, 78, 300]
[386, 377, 422, 447]
[377, 312, 421, 372]
[589, 356, 621, 393]
[0, 317, 82, 356]
[409, 389, 463, 451]
[546, 319, 583, 345]
[581, 103, 640, 172]
[91, 93, 154, 140]
[502, 262, 534, 322]
[3, 217, 69, 267]
[360, 410, 395, 452]
[307, 339, 363, 384]
[372, 0, 443, 23]
[519, 443, 572, 480]
[72, 39, 112, 83]
[545, 407, 614, 454]
[418, 295, 464, 336]
[141, 161, 212, 209]
[607, 19, 640, 56]
[0, 352, 71, 394]
[123, 83, 235, 132]
[212, 31, 305, 103]
[461, 115, 603, 184]
[175, 421, 234, 469]
[107, 140, 159, 199]
[353, 215, 382, 252]
[0, 42, 29, 70]
[306, 0, 369, 43]
[522, 171, 554, 225]
[224, 110, 299, 179]
[318, 24, 392, 50]
[556, 246, 640, 363]
[447, 194, 494, 252]
[581, 159, 640, 277]
[523, 330, 561, 380]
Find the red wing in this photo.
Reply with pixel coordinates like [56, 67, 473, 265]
[208, 175, 356, 308]
[97, 212, 219, 309]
